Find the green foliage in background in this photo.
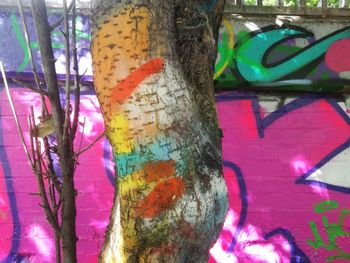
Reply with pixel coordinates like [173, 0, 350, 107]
[244, 0, 341, 7]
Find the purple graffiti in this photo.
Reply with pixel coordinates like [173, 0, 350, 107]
[210, 92, 350, 262]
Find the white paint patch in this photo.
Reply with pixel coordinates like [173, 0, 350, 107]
[90, 219, 109, 230]
[124, 60, 193, 147]
[27, 224, 54, 260]
[244, 22, 260, 32]
[0, 196, 5, 207]
[254, 79, 312, 87]
[258, 95, 298, 118]
[210, 209, 239, 263]
[291, 156, 310, 175]
[339, 71, 350, 80]
[306, 146, 350, 190]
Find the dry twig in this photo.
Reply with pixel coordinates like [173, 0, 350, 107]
[0, 62, 34, 168]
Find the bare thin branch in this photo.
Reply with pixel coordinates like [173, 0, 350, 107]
[50, 16, 64, 32]
[74, 132, 105, 158]
[28, 116, 37, 166]
[79, 67, 88, 83]
[17, 0, 41, 90]
[30, 0, 64, 138]
[43, 137, 62, 195]
[63, 0, 71, 142]
[54, 232, 62, 263]
[29, 192, 42, 196]
[71, 0, 81, 142]
[0, 62, 34, 168]
[30, 106, 61, 236]
[17, 0, 50, 116]
[76, 117, 86, 157]
[11, 78, 49, 96]
[49, 0, 75, 32]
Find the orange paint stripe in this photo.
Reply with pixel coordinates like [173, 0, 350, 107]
[135, 177, 185, 218]
[144, 160, 176, 183]
[110, 58, 165, 106]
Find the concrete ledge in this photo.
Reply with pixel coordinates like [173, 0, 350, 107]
[224, 5, 350, 17]
[0, 0, 91, 9]
[1, 0, 350, 18]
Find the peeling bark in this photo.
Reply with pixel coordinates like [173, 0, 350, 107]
[91, 1, 227, 262]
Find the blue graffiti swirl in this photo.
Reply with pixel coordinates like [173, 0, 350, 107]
[235, 25, 350, 83]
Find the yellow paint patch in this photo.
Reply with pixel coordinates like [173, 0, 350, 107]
[108, 113, 134, 153]
[118, 170, 146, 196]
[92, 5, 174, 262]
[214, 19, 234, 80]
[118, 160, 177, 197]
[91, 5, 151, 119]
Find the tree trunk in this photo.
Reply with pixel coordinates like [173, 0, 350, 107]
[60, 144, 77, 263]
[91, 1, 227, 262]
[31, 1, 77, 262]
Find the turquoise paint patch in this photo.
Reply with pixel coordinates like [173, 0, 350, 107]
[236, 26, 350, 83]
[115, 137, 185, 178]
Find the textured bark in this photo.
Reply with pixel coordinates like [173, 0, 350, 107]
[60, 148, 77, 263]
[30, 0, 64, 136]
[91, 1, 227, 262]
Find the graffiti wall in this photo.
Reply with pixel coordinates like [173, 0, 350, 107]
[0, 88, 112, 263]
[2, 7, 350, 91]
[212, 15, 350, 262]
[210, 92, 350, 263]
[0, 7, 349, 263]
[0, 7, 92, 81]
[215, 16, 350, 91]
[0, 88, 348, 263]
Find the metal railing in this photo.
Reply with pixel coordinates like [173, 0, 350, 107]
[225, 0, 350, 16]
[0, 0, 349, 16]
[227, 0, 348, 7]
[0, 0, 91, 8]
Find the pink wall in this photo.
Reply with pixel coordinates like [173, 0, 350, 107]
[0, 89, 349, 262]
[0, 89, 112, 263]
[210, 92, 350, 263]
